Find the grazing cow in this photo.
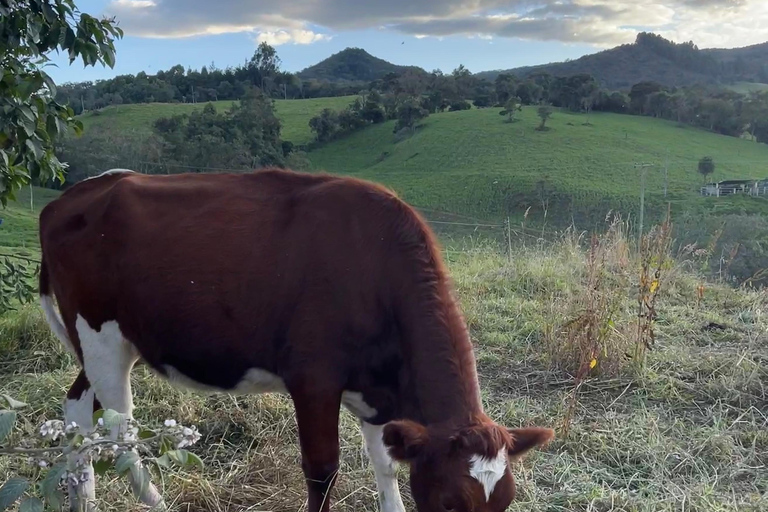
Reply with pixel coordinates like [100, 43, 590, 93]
[39, 168, 554, 512]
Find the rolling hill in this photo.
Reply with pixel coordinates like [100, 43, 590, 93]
[306, 106, 768, 227]
[476, 33, 768, 89]
[76, 96, 358, 146]
[59, 94, 768, 230]
[297, 48, 426, 82]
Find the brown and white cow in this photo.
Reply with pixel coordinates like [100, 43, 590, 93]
[39, 168, 554, 512]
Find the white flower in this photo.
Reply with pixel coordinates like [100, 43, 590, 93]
[38, 460, 48, 468]
[164, 419, 177, 428]
[40, 420, 65, 440]
[97, 418, 105, 427]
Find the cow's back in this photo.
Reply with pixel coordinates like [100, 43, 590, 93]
[38, 168, 424, 389]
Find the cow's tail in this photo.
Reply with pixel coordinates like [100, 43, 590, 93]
[39, 256, 76, 356]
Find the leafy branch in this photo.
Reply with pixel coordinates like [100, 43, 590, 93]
[0, 397, 202, 511]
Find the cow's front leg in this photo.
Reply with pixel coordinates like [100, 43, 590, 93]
[291, 383, 343, 512]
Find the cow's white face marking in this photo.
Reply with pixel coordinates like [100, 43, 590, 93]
[341, 391, 377, 419]
[469, 448, 507, 501]
[83, 168, 136, 181]
[162, 365, 287, 395]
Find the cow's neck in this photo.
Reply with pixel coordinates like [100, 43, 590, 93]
[399, 286, 484, 427]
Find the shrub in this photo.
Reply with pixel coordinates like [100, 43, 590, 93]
[449, 100, 472, 112]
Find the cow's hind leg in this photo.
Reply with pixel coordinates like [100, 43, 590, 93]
[64, 371, 100, 512]
[75, 316, 165, 510]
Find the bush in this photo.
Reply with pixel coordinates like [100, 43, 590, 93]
[449, 100, 472, 112]
[394, 98, 429, 133]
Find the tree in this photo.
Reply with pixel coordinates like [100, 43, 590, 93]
[698, 156, 715, 181]
[394, 98, 429, 133]
[248, 42, 281, 91]
[499, 97, 522, 123]
[537, 105, 554, 131]
[0, 0, 123, 205]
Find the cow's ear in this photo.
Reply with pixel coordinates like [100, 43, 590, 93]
[383, 420, 429, 462]
[507, 427, 555, 460]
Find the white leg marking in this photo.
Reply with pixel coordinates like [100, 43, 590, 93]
[40, 295, 76, 356]
[76, 316, 164, 509]
[362, 422, 406, 512]
[469, 448, 507, 501]
[77, 317, 136, 415]
[341, 391, 377, 419]
[162, 365, 287, 395]
[64, 389, 97, 512]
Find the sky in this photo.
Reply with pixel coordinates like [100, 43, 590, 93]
[46, 0, 768, 84]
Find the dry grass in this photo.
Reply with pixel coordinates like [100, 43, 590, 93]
[2, 239, 768, 511]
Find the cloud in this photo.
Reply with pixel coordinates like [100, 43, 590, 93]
[104, 0, 768, 48]
[256, 29, 331, 46]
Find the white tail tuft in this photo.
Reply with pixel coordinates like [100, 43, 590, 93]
[40, 295, 76, 356]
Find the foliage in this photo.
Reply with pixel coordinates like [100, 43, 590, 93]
[151, 89, 284, 171]
[0, 257, 38, 316]
[448, 100, 472, 112]
[0, 397, 202, 512]
[0, 0, 123, 205]
[697, 156, 715, 179]
[308, 91, 386, 143]
[536, 105, 554, 130]
[499, 97, 522, 122]
[394, 98, 429, 132]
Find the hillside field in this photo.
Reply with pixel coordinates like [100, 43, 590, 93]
[71, 97, 768, 229]
[77, 95, 357, 146]
[307, 106, 768, 225]
[1, 187, 766, 511]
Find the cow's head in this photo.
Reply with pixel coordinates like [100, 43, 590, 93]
[383, 418, 554, 512]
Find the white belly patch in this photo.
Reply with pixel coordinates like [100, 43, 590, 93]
[162, 365, 287, 395]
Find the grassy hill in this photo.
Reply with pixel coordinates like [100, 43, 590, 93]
[77, 96, 357, 146]
[68, 95, 768, 228]
[297, 48, 425, 82]
[307, 106, 768, 226]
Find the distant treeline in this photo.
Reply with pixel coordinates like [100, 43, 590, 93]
[56, 42, 371, 112]
[56, 40, 768, 146]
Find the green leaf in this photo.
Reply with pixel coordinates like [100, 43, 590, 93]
[101, 409, 127, 429]
[153, 454, 171, 469]
[2, 395, 27, 410]
[0, 410, 17, 443]
[40, 464, 67, 504]
[25, 138, 44, 160]
[41, 72, 57, 97]
[93, 458, 112, 476]
[19, 497, 44, 512]
[47, 490, 64, 511]
[129, 463, 151, 498]
[0, 478, 29, 511]
[138, 428, 156, 440]
[164, 449, 203, 470]
[184, 451, 204, 470]
[92, 409, 105, 425]
[115, 451, 140, 475]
